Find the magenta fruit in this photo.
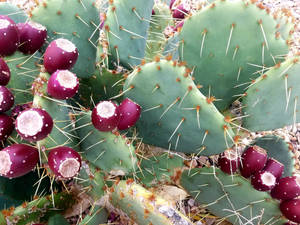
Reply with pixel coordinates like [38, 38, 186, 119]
[17, 21, 47, 54]
[117, 98, 141, 130]
[0, 15, 16, 25]
[15, 108, 53, 142]
[251, 171, 276, 191]
[169, 0, 176, 9]
[263, 158, 284, 179]
[0, 16, 19, 56]
[172, 4, 189, 19]
[218, 149, 240, 174]
[92, 101, 120, 132]
[47, 70, 79, 100]
[44, 38, 78, 74]
[0, 86, 14, 112]
[240, 145, 268, 178]
[0, 144, 39, 178]
[11, 102, 33, 119]
[271, 176, 300, 200]
[280, 199, 300, 223]
[48, 146, 81, 178]
[0, 114, 14, 141]
[0, 58, 10, 86]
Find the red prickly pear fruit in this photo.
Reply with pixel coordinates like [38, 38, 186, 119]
[0, 16, 19, 56]
[0, 86, 14, 112]
[17, 21, 47, 54]
[0, 144, 39, 178]
[92, 101, 120, 132]
[0, 114, 14, 141]
[44, 38, 78, 74]
[271, 176, 300, 200]
[280, 199, 300, 223]
[48, 146, 81, 179]
[15, 108, 53, 142]
[117, 98, 141, 131]
[174, 20, 184, 32]
[263, 158, 284, 179]
[172, 4, 189, 19]
[251, 171, 276, 191]
[47, 70, 79, 100]
[170, 0, 176, 9]
[240, 145, 268, 178]
[0, 58, 10, 86]
[218, 149, 240, 174]
[11, 102, 32, 119]
[0, 15, 16, 25]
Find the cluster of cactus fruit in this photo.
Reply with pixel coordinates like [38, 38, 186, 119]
[0, 0, 300, 224]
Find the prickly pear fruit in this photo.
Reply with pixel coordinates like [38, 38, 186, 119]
[117, 98, 141, 130]
[271, 176, 300, 200]
[47, 70, 79, 100]
[0, 58, 10, 85]
[0, 85, 14, 112]
[280, 199, 300, 223]
[218, 149, 240, 174]
[0, 114, 13, 141]
[251, 171, 276, 191]
[91, 101, 120, 132]
[48, 147, 81, 179]
[0, 144, 39, 178]
[15, 108, 53, 142]
[172, 4, 189, 19]
[0, 16, 19, 56]
[264, 158, 284, 179]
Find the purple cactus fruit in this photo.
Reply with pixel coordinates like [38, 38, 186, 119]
[271, 176, 300, 200]
[17, 21, 47, 54]
[251, 171, 276, 191]
[11, 102, 33, 119]
[0, 144, 39, 178]
[92, 101, 120, 132]
[0, 86, 14, 112]
[0, 15, 16, 25]
[0, 58, 10, 86]
[218, 149, 240, 174]
[48, 146, 81, 179]
[15, 108, 53, 142]
[280, 199, 300, 223]
[117, 98, 141, 130]
[240, 145, 268, 178]
[172, 4, 189, 19]
[44, 38, 78, 74]
[47, 70, 79, 100]
[0, 114, 14, 141]
[263, 158, 284, 179]
[174, 20, 184, 32]
[0, 16, 19, 56]
[170, 0, 176, 9]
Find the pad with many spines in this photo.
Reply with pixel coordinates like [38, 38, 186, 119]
[178, 0, 289, 111]
[124, 59, 234, 155]
[242, 57, 300, 131]
[31, 0, 99, 78]
[251, 135, 296, 177]
[75, 111, 137, 175]
[104, 0, 154, 68]
[181, 167, 287, 224]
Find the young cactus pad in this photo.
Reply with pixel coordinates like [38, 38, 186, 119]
[123, 59, 234, 155]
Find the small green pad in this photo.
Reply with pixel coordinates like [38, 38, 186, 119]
[78, 205, 108, 225]
[75, 111, 137, 175]
[251, 135, 296, 177]
[181, 167, 287, 224]
[0, 2, 27, 23]
[104, 0, 154, 68]
[31, 0, 99, 78]
[124, 59, 234, 155]
[242, 57, 300, 131]
[178, 0, 288, 110]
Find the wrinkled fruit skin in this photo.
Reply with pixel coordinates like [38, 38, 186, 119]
[48, 146, 81, 178]
[92, 101, 120, 132]
[0, 58, 11, 86]
[117, 98, 141, 130]
[0, 144, 39, 178]
[47, 70, 79, 100]
[280, 199, 300, 223]
[0, 114, 14, 141]
[0, 16, 19, 56]
[0, 85, 14, 112]
[44, 38, 78, 74]
[271, 176, 300, 200]
[17, 21, 47, 54]
[11, 102, 33, 119]
[218, 149, 240, 174]
[15, 108, 53, 142]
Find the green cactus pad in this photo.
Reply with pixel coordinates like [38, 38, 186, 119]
[0, 2, 27, 23]
[75, 111, 137, 175]
[104, 0, 154, 68]
[243, 57, 300, 131]
[31, 0, 99, 78]
[48, 214, 70, 225]
[137, 153, 184, 187]
[181, 167, 287, 224]
[251, 135, 296, 177]
[124, 59, 234, 155]
[79, 205, 108, 225]
[163, 33, 180, 60]
[178, 0, 289, 110]
[111, 181, 193, 225]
